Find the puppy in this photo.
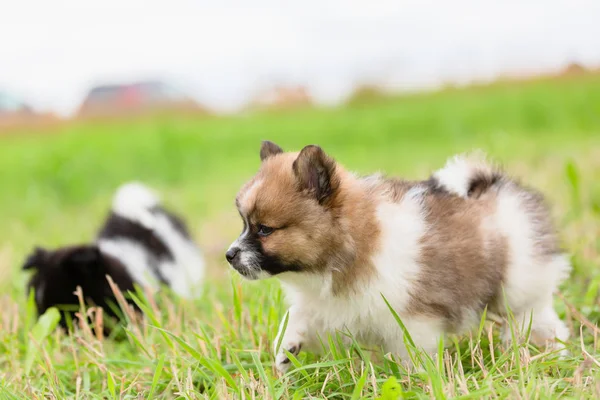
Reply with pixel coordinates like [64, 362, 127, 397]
[24, 182, 205, 329]
[227, 141, 570, 373]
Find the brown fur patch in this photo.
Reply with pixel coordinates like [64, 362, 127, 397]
[406, 190, 508, 332]
[467, 171, 503, 199]
[292, 145, 339, 205]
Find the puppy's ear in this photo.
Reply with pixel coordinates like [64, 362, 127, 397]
[260, 141, 283, 161]
[23, 247, 48, 270]
[293, 145, 339, 205]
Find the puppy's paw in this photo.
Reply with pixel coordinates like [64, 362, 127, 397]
[275, 343, 301, 374]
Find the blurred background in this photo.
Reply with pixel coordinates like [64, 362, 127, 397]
[1, 0, 599, 290]
[2, 1, 600, 119]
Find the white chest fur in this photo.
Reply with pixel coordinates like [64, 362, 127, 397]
[276, 191, 429, 363]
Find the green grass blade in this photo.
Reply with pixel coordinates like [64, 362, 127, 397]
[24, 307, 61, 375]
[381, 294, 415, 348]
[155, 327, 240, 393]
[251, 352, 276, 400]
[231, 279, 243, 326]
[350, 368, 368, 400]
[147, 355, 166, 399]
[107, 370, 117, 399]
[129, 292, 175, 349]
[274, 310, 289, 354]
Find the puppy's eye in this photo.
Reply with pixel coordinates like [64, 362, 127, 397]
[257, 224, 274, 237]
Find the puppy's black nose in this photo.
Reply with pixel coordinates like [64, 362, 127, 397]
[226, 247, 240, 263]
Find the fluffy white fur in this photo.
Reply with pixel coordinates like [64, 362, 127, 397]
[112, 181, 161, 229]
[492, 183, 570, 344]
[433, 152, 496, 198]
[97, 238, 161, 290]
[273, 155, 570, 373]
[99, 182, 205, 298]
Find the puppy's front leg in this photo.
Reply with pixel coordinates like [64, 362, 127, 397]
[274, 306, 310, 373]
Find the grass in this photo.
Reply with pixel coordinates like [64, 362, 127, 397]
[1, 73, 600, 398]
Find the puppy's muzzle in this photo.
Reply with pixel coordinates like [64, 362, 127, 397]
[225, 246, 252, 277]
[225, 247, 240, 263]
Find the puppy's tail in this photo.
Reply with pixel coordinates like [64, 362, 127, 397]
[113, 181, 160, 211]
[111, 181, 161, 228]
[432, 152, 504, 199]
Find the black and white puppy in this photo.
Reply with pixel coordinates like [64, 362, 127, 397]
[23, 182, 205, 329]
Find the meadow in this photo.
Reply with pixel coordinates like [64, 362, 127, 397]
[1, 74, 599, 399]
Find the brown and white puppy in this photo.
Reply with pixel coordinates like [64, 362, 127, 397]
[226, 142, 570, 373]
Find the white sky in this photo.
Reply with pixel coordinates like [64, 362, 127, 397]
[1, 0, 599, 116]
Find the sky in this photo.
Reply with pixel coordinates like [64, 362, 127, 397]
[1, 0, 599, 116]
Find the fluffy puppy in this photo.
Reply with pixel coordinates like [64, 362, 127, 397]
[227, 141, 570, 373]
[24, 182, 205, 329]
